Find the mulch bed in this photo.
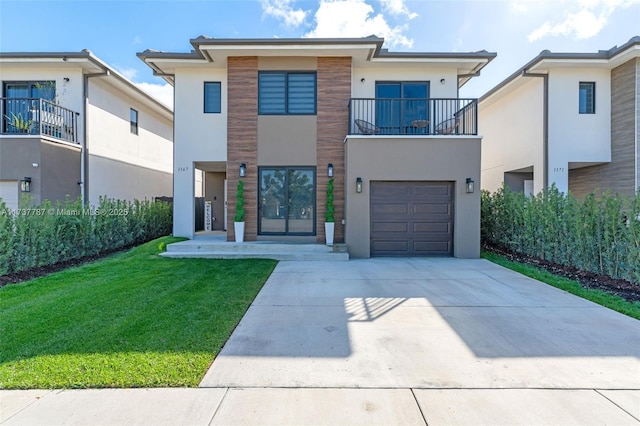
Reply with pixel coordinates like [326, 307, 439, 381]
[0, 244, 137, 288]
[483, 244, 640, 304]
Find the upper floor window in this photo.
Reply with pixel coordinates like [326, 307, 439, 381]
[130, 108, 138, 135]
[579, 82, 595, 114]
[3, 81, 56, 101]
[258, 71, 316, 115]
[204, 82, 221, 113]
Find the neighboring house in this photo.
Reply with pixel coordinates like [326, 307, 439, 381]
[0, 51, 173, 210]
[138, 36, 495, 258]
[479, 36, 640, 198]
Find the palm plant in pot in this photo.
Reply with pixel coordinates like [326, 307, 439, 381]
[234, 180, 245, 243]
[325, 178, 335, 246]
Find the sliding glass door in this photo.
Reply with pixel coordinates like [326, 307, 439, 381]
[375, 81, 430, 134]
[259, 167, 315, 235]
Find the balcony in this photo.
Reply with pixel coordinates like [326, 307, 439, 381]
[1, 98, 79, 144]
[348, 98, 477, 136]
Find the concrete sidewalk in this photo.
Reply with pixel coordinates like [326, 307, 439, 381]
[2, 259, 639, 425]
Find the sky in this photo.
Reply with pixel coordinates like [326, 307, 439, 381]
[0, 0, 638, 108]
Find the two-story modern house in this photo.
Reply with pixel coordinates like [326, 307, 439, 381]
[139, 36, 495, 258]
[479, 36, 640, 198]
[0, 50, 173, 210]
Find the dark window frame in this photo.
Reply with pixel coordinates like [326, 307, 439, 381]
[258, 71, 317, 115]
[130, 108, 138, 135]
[579, 81, 595, 114]
[204, 81, 222, 114]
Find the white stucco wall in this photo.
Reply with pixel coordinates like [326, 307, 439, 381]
[547, 68, 611, 193]
[86, 77, 173, 205]
[173, 68, 228, 237]
[352, 67, 459, 99]
[479, 78, 545, 194]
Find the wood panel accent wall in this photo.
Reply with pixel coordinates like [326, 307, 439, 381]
[227, 57, 258, 241]
[569, 58, 638, 198]
[316, 57, 351, 243]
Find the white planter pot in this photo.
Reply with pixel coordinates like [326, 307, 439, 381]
[325, 222, 335, 246]
[234, 221, 245, 243]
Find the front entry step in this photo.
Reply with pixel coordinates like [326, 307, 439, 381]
[161, 240, 349, 261]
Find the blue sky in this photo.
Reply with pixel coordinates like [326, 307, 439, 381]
[1, 0, 638, 107]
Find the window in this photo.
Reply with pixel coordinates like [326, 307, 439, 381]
[258, 72, 316, 115]
[579, 82, 595, 114]
[130, 108, 138, 135]
[204, 82, 221, 113]
[375, 81, 430, 134]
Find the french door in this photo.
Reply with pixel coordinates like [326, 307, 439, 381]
[259, 167, 316, 235]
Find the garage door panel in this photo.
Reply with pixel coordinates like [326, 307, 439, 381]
[371, 203, 408, 215]
[0, 181, 19, 211]
[413, 222, 450, 233]
[371, 221, 409, 233]
[413, 203, 451, 214]
[371, 181, 453, 257]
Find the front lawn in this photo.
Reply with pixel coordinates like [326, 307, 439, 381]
[0, 237, 277, 389]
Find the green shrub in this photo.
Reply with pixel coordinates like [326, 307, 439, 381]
[481, 186, 640, 284]
[0, 196, 172, 276]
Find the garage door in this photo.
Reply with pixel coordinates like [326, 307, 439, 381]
[0, 181, 19, 211]
[370, 181, 453, 257]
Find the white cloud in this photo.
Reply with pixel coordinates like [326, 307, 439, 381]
[115, 66, 138, 81]
[304, 0, 413, 48]
[378, 0, 418, 19]
[527, 0, 640, 41]
[135, 82, 174, 110]
[261, 0, 307, 27]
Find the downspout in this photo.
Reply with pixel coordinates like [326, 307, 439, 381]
[521, 71, 549, 190]
[82, 70, 110, 205]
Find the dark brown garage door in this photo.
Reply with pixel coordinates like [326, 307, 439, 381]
[370, 181, 453, 257]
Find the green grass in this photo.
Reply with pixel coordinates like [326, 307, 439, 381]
[0, 237, 277, 389]
[482, 251, 640, 321]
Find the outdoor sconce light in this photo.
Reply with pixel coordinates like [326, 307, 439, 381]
[466, 178, 475, 193]
[360, 78, 365, 83]
[356, 177, 363, 193]
[64, 77, 70, 82]
[328, 163, 334, 177]
[20, 177, 32, 193]
[239, 163, 246, 178]
[440, 78, 446, 84]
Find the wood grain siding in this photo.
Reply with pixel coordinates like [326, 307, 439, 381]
[569, 58, 638, 198]
[316, 57, 351, 243]
[227, 57, 259, 241]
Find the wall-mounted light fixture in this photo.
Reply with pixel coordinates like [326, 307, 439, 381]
[440, 78, 446, 84]
[239, 163, 246, 178]
[327, 163, 334, 177]
[32, 162, 39, 168]
[466, 178, 475, 193]
[356, 177, 363, 193]
[63, 77, 70, 82]
[20, 177, 32, 193]
[360, 78, 365, 83]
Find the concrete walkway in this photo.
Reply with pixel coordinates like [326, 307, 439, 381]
[2, 259, 639, 425]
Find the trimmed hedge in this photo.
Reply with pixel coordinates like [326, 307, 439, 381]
[0, 197, 172, 276]
[481, 186, 640, 284]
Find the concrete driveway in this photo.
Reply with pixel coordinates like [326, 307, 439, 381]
[3, 258, 639, 425]
[200, 258, 640, 424]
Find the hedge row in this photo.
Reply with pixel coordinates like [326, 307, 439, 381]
[0, 197, 172, 276]
[481, 186, 640, 284]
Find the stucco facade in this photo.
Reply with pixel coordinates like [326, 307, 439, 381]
[479, 37, 640, 197]
[140, 36, 495, 258]
[0, 51, 173, 210]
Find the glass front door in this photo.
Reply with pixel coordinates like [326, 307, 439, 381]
[259, 167, 315, 235]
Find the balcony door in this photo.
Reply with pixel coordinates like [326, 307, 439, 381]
[3, 81, 55, 134]
[375, 82, 429, 134]
[259, 167, 316, 235]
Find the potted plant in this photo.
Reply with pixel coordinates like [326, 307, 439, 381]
[234, 180, 245, 243]
[325, 178, 335, 246]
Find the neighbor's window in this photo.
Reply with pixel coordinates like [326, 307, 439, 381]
[204, 82, 221, 113]
[579, 82, 595, 114]
[258, 71, 316, 115]
[130, 108, 138, 134]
